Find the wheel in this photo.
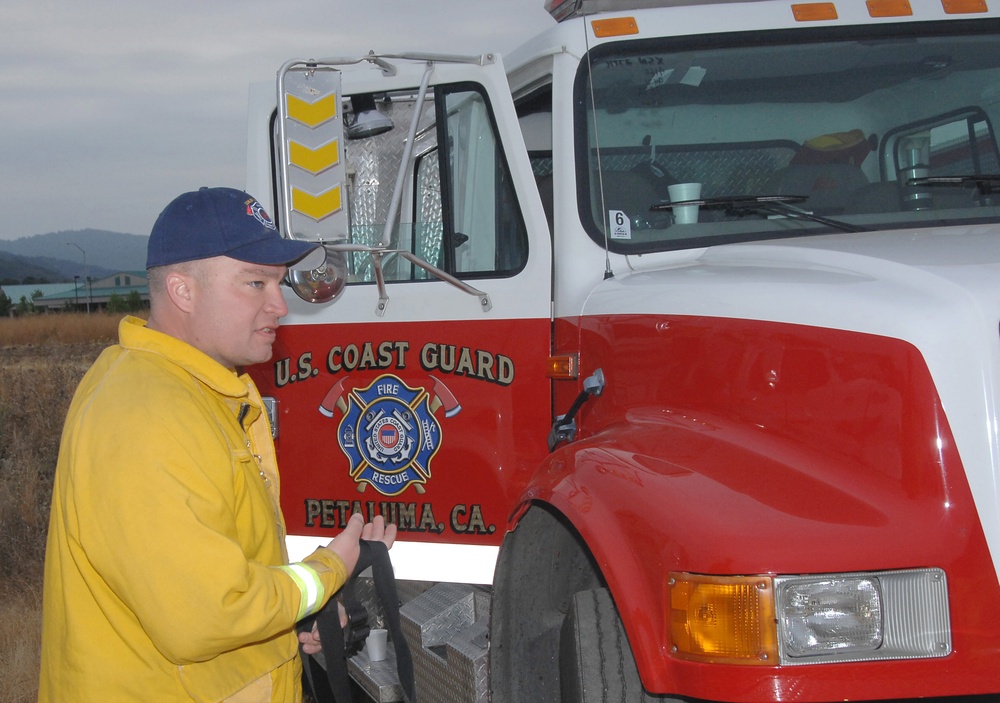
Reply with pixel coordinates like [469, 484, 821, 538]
[489, 506, 602, 703]
[559, 588, 648, 703]
[490, 506, 678, 703]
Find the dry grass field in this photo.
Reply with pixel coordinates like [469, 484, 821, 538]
[0, 313, 124, 701]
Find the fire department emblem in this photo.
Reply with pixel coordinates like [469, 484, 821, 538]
[319, 374, 461, 496]
[246, 198, 276, 230]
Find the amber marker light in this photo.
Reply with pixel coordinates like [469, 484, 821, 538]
[592, 16, 639, 38]
[942, 0, 988, 13]
[669, 572, 778, 665]
[791, 2, 838, 20]
[867, 0, 913, 16]
[546, 354, 578, 380]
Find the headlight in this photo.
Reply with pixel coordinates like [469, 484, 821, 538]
[774, 568, 951, 665]
[778, 577, 883, 657]
[669, 568, 951, 666]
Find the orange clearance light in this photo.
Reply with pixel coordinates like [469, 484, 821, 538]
[867, 0, 913, 16]
[592, 16, 639, 38]
[792, 2, 838, 20]
[669, 572, 778, 665]
[546, 354, 578, 380]
[942, 0, 987, 13]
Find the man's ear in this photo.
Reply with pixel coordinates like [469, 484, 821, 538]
[163, 270, 197, 314]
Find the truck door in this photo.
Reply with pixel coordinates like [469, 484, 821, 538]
[246, 55, 553, 585]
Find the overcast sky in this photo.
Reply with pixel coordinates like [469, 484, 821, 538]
[1, 1, 554, 241]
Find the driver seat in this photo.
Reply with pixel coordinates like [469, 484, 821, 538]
[768, 129, 875, 214]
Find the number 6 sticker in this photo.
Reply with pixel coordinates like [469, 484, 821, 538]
[609, 209, 632, 240]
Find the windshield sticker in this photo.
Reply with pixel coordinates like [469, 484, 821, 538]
[646, 68, 674, 90]
[679, 66, 706, 87]
[610, 209, 632, 239]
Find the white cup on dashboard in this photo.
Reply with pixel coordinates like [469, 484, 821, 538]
[668, 182, 702, 224]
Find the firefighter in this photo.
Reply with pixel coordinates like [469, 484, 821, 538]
[39, 187, 395, 702]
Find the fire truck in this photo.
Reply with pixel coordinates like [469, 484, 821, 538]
[245, 0, 1000, 700]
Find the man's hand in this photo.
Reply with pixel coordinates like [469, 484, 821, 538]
[324, 513, 397, 574]
[299, 604, 345, 655]
[298, 513, 397, 655]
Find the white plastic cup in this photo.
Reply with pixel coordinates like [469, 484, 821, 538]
[366, 628, 388, 662]
[668, 182, 702, 224]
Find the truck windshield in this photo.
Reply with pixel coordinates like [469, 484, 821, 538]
[576, 21, 1000, 253]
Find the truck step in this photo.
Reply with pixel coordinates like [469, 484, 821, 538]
[348, 581, 491, 702]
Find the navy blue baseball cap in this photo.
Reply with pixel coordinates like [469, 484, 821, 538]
[146, 187, 325, 271]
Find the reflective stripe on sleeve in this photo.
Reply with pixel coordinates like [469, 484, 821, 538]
[278, 562, 326, 620]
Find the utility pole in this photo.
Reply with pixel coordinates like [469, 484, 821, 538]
[66, 242, 90, 313]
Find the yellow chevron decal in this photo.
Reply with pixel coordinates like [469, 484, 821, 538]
[289, 139, 340, 175]
[285, 93, 338, 128]
[292, 186, 342, 221]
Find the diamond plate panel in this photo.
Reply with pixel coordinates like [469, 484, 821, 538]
[343, 95, 439, 283]
[345, 580, 489, 702]
[400, 582, 491, 703]
[599, 144, 796, 198]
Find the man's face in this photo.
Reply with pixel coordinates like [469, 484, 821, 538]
[187, 256, 290, 370]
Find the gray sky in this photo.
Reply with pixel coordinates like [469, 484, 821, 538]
[1, 0, 554, 241]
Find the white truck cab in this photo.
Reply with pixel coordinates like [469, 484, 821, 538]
[246, 1, 1000, 700]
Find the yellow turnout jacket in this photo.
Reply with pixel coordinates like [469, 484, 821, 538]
[40, 316, 346, 702]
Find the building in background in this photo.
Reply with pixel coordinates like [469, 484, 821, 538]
[1, 271, 148, 313]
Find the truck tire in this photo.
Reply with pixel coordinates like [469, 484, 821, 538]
[490, 506, 603, 703]
[559, 588, 654, 703]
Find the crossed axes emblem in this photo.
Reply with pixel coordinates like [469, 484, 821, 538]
[319, 375, 461, 418]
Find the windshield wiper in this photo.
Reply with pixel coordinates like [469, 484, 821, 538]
[907, 174, 1000, 195]
[651, 194, 868, 233]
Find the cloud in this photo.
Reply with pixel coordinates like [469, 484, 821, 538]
[0, 0, 553, 240]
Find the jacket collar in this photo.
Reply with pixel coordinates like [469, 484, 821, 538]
[118, 315, 251, 400]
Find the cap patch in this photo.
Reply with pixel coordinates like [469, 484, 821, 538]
[246, 198, 277, 231]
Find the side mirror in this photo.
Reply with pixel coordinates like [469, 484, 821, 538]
[287, 243, 349, 303]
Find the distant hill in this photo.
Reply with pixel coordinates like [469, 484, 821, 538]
[0, 229, 147, 283]
[0, 250, 64, 284]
